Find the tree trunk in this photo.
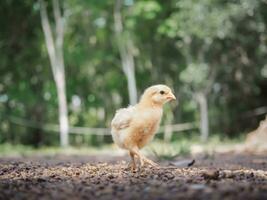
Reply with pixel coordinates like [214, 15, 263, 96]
[40, 0, 69, 147]
[56, 73, 69, 147]
[163, 107, 174, 142]
[124, 53, 137, 105]
[195, 92, 209, 142]
[114, 0, 138, 105]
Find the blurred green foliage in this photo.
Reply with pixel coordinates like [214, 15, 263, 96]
[0, 0, 266, 147]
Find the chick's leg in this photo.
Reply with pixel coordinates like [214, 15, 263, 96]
[128, 151, 136, 170]
[131, 147, 158, 168]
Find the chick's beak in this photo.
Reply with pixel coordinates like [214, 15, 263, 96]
[166, 92, 176, 100]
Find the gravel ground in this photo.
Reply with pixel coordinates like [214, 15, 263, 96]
[0, 153, 266, 200]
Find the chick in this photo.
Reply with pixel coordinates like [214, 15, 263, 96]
[111, 84, 176, 170]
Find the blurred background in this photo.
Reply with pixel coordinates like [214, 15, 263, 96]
[0, 0, 267, 155]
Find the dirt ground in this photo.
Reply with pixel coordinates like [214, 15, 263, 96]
[0, 152, 266, 200]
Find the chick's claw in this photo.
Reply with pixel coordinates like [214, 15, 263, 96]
[127, 162, 137, 171]
[143, 158, 159, 168]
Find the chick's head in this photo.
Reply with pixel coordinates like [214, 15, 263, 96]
[141, 84, 176, 106]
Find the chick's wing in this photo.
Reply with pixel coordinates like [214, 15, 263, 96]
[111, 106, 136, 130]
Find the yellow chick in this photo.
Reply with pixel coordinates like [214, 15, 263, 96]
[111, 84, 176, 170]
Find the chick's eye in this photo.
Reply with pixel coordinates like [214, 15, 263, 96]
[160, 90, 165, 95]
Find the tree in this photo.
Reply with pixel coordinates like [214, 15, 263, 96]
[1, 0, 267, 146]
[39, 0, 69, 147]
[113, 0, 138, 105]
[157, 0, 251, 141]
[180, 63, 215, 142]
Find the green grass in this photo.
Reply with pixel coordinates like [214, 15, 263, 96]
[0, 134, 245, 158]
[0, 143, 116, 157]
